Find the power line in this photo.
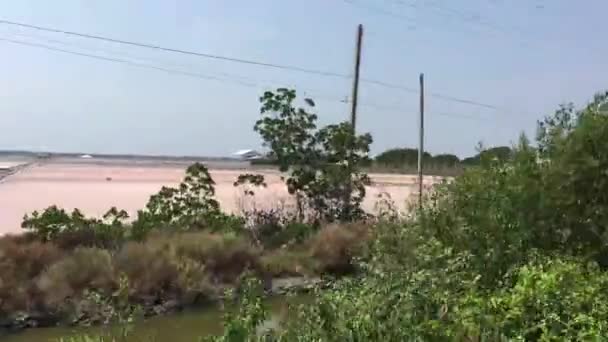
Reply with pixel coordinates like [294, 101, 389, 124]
[0, 19, 351, 79]
[0, 36, 354, 104]
[348, 0, 532, 47]
[4, 30, 349, 100]
[356, 100, 493, 121]
[0, 19, 500, 111]
[0, 37, 242, 84]
[402, 0, 532, 41]
[3, 35, 488, 122]
[361, 78, 498, 110]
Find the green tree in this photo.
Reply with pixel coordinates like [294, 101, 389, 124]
[254, 88, 372, 222]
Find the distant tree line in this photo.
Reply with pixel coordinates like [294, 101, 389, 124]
[372, 145, 513, 169]
[253, 145, 514, 172]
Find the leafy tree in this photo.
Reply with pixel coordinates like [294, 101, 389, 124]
[254, 88, 372, 222]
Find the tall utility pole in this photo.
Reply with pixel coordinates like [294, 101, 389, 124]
[350, 24, 363, 131]
[418, 73, 425, 208]
[343, 24, 363, 219]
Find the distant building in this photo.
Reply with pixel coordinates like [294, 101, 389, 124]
[80, 154, 93, 159]
[233, 149, 263, 160]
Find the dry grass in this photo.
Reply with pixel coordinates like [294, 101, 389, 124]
[149, 231, 261, 283]
[0, 223, 371, 324]
[310, 223, 370, 274]
[114, 242, 180, 300]
[37, 248, 116, 306]
[0, 236, 64, 314]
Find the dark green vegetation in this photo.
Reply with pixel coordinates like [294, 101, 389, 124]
[9, 88, 608, 341]
[371, 145, 513, 175]
[198, 90, 608, 341]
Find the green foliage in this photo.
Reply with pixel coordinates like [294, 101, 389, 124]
[479, 257, 608, 340]
[203, 90, 608, 341]
[422, 136, 543, 286]
[254, 88, 372, 222]
[536, 91, 608, 261]
[202, 279, 270, 342]
[132, 163, 242, 238]
[133, 163, 219, 231]
[22, 206, 128, 245]
[46, 89, 608, 341]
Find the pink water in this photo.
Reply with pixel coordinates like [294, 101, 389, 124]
[0, 163, 434, 235]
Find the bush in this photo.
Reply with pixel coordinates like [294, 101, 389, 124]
[309, 224, 369, 274]
[255, 220, 314, 250]
[54, 227, 124, 251]
[166, 232, 260, 283]
[204, 91, 608, 341]
[38, 248, 116, 306]
[21, 206, 128, 248]
[113, 242, 180, 301]
[0, 238, 64, 314]
[260, 249, 315, 277]
[422, 137, 543, 286]
[473, 257, 608, 340]
[131, 163, 224, 238]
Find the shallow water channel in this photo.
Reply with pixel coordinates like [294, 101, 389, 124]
[2, 295, 310, 342]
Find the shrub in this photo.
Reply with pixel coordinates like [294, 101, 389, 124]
[21, 206, 128, 248]
[54, 227, 124, 251]
[420, 91, 608, 284]
[166, 232, 260, 283]
[260, 249, 315, 277]
[309, 224, 369, 274]
[474, 257, 608, 340]
[0, 238, 64, 314]
[132, 163, 223, 238]
[210, 255, 608, 341]
[255, 220, 314, 250]
[38, 248, 116, 306]
[422, 137, 543, 286]
[113, 242, 180, 301]
[536, 93, 608, 263]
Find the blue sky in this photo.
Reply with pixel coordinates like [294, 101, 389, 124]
[0, 0, 606, 158]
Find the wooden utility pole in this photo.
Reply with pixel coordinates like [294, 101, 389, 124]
[343, 24, 363, 220]
[350, 24, 363, 131]
[418, 73, 425, 208]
